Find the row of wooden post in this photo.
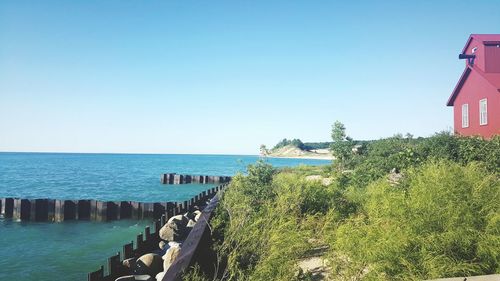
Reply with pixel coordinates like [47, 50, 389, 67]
[87, 183, 227, 281]
[0, 185, 225, 223]
[160, 173, 232, 185]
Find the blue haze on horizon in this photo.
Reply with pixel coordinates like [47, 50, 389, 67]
[1, 1, 499, 154]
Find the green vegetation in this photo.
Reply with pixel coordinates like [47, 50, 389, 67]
[272, 138, 306, 150]
[185, 128, 500, 281]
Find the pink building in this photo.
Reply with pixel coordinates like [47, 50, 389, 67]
[447, 34, 500, 138]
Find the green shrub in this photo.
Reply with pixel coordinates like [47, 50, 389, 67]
[330, 160, 500, 280]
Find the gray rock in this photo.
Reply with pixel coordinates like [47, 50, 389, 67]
[134, 275, 153, 281]
[115, 276, 135, 281]
[135, 253, 163, 277]
[155, 271, 166, 281]
[162, 244, 181, 271]
[159, 215, 189, 242]
[187, 219, 196, 228]
[193, 210, 202, 222]
[123, 258, 136, 269]
[158, 241, 166, 250]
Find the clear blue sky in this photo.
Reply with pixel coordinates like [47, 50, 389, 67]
[1, 1, 499, 154]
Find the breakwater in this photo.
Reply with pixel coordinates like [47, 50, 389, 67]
[0, 186, 223, 223]
[160, 173, 231, 184]
[87, 184, 226, 281]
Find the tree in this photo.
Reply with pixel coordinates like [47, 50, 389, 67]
[260, 144, 268, 156]
[330, 121, 353, 170]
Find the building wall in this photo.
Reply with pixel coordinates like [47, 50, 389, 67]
[453, 70, 500, 138]
[485, 44, 500, 73]
[464, 38, 486, 71]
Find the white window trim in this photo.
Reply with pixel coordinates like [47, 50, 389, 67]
[479, 99, 488, 126]
[462, 104, 469, 128]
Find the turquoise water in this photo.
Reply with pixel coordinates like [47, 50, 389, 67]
[0, 152, 329, 201]
[0, 153, 329, 280]
[0, 217, 152, 280]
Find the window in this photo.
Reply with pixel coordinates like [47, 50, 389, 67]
[462, 104, 469, 128]
[480, 99, 488, 125]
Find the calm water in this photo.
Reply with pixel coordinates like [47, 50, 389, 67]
[0, 153, 329, 280]
[0, 152, 328, 201]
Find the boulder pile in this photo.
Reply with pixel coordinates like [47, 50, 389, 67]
[115, 210, 203, 281]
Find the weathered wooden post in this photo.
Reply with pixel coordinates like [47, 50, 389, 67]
[142, 202, 154, 219]
[107, 252, 122, 279]
[123, 241, 134, 259]
[55, 200, 77, 222]
[87, 265, 103, 281]
[77, 200, 91, 220]
[160, 174, 167, 184]
[120, 201, 132, 219]
[106, 201, 119, 221]
[46, 199, 55, 221]
[136, 233, 144, 255]
[166, 202, 175, 218]
[145, 226, 151, 242]
[113, 201, 121, 220]
[153, 203, 165, 219]
[32, 199, 49, 221]
[154, 220, 161, 236]
[131, 202, 142, 220]
[3, 197, 17, 215]
[90, 200, 98, 221]
[13, 198, 31, 221]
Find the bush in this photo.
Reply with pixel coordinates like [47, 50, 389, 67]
[330, 160, 500, 280]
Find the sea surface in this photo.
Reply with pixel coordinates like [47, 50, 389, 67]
[0, 152, 329, 280]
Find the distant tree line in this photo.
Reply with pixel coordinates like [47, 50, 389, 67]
[272, 138, 306, 150]
[272, 139, 368, 151]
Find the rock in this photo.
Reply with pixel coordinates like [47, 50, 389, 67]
[193, 210, 202, 222]
[123, 258, 136, 269]
[158, 241, 166, 250]
[155, 271, 166, 281]
[162, 243, 181, 271]
[184, 212, 195, 221]
[135, 253, 163, 277]
[159, 215, 189, 242]
[166, 214, 184, 224]
[115, 276, 135, 281]
[115, 275, 153, 281]
[388, 168, 403, 186]
[187, 219, 196, 228]
[134, 275, 153, 281]
[305, 175, 333, 186]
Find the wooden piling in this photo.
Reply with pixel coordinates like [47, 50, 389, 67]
[123, 241, 134, 259]
[13, 198, 30, 221]
[136, 233, 144, 255]
[32, 199, 49, 221]
[90, 200, 98, 221]
[131, 202, 142, 220]
[106, 201, 119, 221]
[107, 252, 122, 278]
[120, 201, 132, 219]
[87, 265, 103, 281]
[142, 202, 154, 219]
[77, 200, 91, 220]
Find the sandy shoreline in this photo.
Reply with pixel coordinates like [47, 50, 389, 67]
[263, 154, 334, 161]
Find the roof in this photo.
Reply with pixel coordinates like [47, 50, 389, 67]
[448, 34, 500, 106]
[447, 65, 500, 106]
[462, 34, 500, 54]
